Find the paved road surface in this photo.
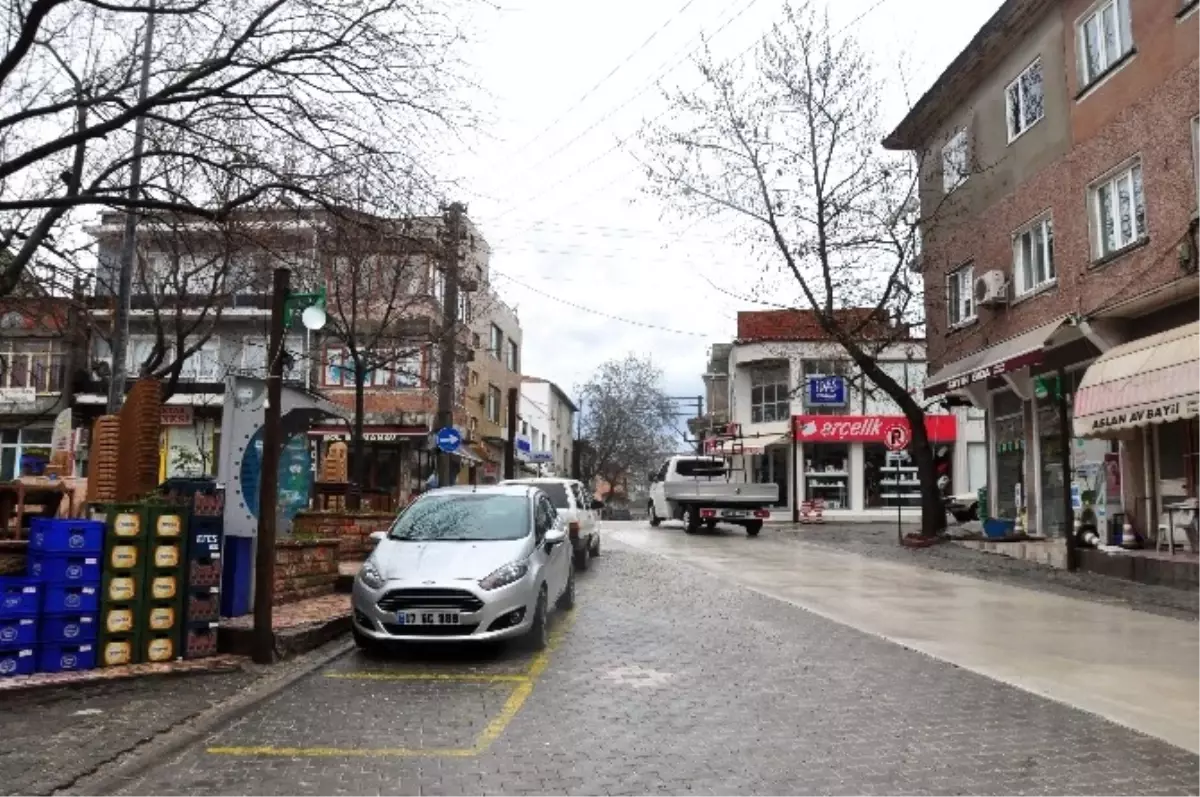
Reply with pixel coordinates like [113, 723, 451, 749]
[106, 522, 1197, 795]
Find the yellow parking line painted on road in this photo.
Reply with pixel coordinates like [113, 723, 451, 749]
[205, 745, 477, 758]
[324, 671, 530, 683]
[206, 610, 578, 759]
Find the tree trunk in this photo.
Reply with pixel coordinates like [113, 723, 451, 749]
[843, 347, 946, 537]
[349, 358, 366, 510]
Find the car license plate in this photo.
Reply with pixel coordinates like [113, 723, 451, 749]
[723, 510, 747, 518]
[396, 611, 460, 626]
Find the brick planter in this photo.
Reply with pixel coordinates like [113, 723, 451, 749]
[292, 510, 393, 563]
[0, 540, 27, 575]
[274, 538, 339, 604]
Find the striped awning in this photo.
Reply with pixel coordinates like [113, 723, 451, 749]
[1072, 322, 1200, 437]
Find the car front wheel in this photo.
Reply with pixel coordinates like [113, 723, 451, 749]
[523, 586, 549, 652]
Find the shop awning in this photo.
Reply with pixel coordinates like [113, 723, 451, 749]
[455, 447, 484, 465]
[1073, 322, 1200, 437]
[925, 316, 1069, 397]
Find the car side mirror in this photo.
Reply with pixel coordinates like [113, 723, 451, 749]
[544, 528, 566, 548]
[647, 471, 657, 483]
[369, 530, 387, 543]
[590, 499, 604, 511]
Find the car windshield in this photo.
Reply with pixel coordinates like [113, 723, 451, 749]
[387, 493, 530, 541]
[507, 481, 570, 509]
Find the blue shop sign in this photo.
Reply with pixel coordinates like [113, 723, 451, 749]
[806, 376, 847, 407]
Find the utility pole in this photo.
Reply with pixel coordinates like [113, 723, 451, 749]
[504, 386, 518, 479]
[435, 202, 466, 487]
[253, 266, 289, 664]
[106, 0, 156, 413]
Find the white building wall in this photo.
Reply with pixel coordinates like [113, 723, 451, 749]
[722, 339, 985, 521]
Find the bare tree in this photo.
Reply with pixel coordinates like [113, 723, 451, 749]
[576, 355, 677, 502]
[640, 2, 957, 535]
[0, 0, 472, 296]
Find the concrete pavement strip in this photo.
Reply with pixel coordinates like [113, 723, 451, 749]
[57, 636, 355, 796]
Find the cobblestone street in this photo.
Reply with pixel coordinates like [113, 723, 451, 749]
[97, 524, 1197, 796]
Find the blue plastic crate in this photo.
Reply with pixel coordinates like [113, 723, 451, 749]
[0, 647, 35, 677]
[28, 554, 102, 584]
[0, 617, 36, 646]
[28, 518, 105, 554]
[42, 584, 100, 614]
[0, 577, 40, 618]
[40, 614, 97, 644]
[39, 642, 96, 673]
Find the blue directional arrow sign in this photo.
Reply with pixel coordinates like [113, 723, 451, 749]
[435, 426, 462, 454]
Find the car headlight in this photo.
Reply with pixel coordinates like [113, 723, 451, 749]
[479, 561, 528, 591]
[359, 559, 386, 590]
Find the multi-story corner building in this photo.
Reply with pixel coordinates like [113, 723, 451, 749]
[704, 310, 986, 521]
[885, 0, 1199, 538]
[687, 343, 732, 444]
[85, 207, 487, 502]
[466, 289, 522, 483]
[519, 377, 577, 477]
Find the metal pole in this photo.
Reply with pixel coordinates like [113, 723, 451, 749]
[791, 418, 800, 523]
[896, 458, 903, 544]
[1058, 367, 1078, 571]
[253, 267, 289, 664]
[106, 0, 156, 413]
[435, 203, 464, 487]
[504, 386, 518, 479]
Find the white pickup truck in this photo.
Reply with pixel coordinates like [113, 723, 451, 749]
[646, 455, 778, 536]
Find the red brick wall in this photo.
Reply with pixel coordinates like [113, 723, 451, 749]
[923, 61, 1199, 371]
[292, 511, 393, 562]
[735, 309, 911, 343]
[274, 539, 338, 604]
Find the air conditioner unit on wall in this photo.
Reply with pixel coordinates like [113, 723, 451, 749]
[973, 269, 1009, 307]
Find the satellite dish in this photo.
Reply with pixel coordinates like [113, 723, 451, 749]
[301, 304, 326, 331]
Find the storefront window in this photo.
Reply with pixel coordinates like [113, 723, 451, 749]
[805, 443, 849, 509]
[1158, 420, 1196, 509]
[992, 390, 1024, 520]
[864, 444, 954, 508]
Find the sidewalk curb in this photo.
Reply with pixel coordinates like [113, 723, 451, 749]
[57, 636, 354, 796]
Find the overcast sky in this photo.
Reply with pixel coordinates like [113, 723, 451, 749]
[443, 0, 1004, 409]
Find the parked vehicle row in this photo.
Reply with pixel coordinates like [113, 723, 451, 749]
[351, 478, 600, 652]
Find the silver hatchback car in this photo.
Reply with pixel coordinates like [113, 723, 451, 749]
[352, 484, 575, 650]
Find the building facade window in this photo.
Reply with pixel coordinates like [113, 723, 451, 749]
[1090, 160, 1145, 259]
[947, 263, 975, 326]
[489, 324, 502, 358]
[0, 341, 65, 393]
[1077, 0, 1134, 88]
[505, 339, 519, 372]
[1191, 116, 1199, 196]
[1006, 58, 1044, 140]
[749, 365, 789, 424]
[942, 129, 969, 192]
[486, 384, 501, 423]
[0, 427, 52, 479]
[1013, 216, 1055, 295]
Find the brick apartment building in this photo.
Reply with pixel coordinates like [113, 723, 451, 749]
[885, 0, 1199, 540]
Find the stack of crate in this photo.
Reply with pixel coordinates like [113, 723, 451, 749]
[29, 519, 104, 673]
[98, 503, 148, 667]
[142, 503, 188, 663]
[182, 490, 223, 659]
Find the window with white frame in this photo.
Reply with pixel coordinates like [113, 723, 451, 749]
[1077, 0, 1134, 88]
[749, 365, 789, 424]
[942, 129, 970, 193]
[489, 324, 502, 358]
[241, 336, 302, 381]
[1013, 216, 1055, 295]
[505, 339, 519, 372]
[0, 341, 65, 393]
[1006, 59, 1044, 140]
[947, 263, 975, 326]
[486, 384, 501, 423]
[1191, 116, 1199, 198]
[1089, 160, 1146, 259]
[177, 339, 221, 381]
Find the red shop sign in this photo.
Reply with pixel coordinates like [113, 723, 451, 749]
[792, 414, 957, 443]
